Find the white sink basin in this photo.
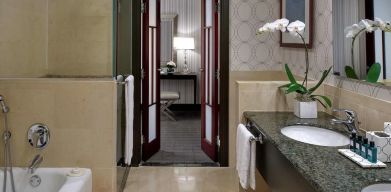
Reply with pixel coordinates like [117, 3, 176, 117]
[362, 184, 391, 192]
[281, 125, 350, 147]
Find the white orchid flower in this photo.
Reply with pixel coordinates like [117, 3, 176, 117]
[384, 22, 391, 32]
[375, 17, 386, 29]
[257, 23, 269, 34]
[375, 18, 391, 32]
[264, 22, 277, 32]
[359, 19, 377, 32]
[287, 20, 305, 36]
[344, 24, 364, 38]
[274, 18, 289, 32]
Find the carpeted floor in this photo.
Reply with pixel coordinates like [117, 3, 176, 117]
[146, 111, 214, 164]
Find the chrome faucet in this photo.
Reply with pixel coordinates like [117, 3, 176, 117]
[28, 154, 43, 174]
[330, 109, 358, 133]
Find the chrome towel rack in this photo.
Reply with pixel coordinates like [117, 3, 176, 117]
[115, 74, 130, 85]
[245, 119, 265, 144]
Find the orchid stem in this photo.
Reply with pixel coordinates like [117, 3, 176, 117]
[350, 28, 366, 72]
[297, 32, 309, 89]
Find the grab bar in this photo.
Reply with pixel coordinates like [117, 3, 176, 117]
[245, 120, 265, 144]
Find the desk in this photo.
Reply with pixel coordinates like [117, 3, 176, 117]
[160, 72, 197, 104]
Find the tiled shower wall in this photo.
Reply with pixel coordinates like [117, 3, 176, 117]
[0, 79, 117, 191]
[0, 0, 113, 77]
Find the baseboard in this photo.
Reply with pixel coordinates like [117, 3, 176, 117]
[169, 104, 200, 111]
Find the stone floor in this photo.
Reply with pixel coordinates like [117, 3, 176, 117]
[123, 167, 239, 192]
[146, 111, 214, 164]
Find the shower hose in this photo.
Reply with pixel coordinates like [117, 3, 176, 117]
[2, 100, 15, 192]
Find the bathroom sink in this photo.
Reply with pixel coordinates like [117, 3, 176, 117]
[281, 125, 350, 147]
[362, 183, 391, 192]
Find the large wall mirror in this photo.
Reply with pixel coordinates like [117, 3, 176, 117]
[160, 14, 178, 66]
[333, 0, 391, 86]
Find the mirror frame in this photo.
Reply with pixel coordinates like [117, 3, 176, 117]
[160, 13, 178, 66]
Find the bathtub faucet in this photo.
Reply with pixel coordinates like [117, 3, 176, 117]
[28, 154, 43, 174]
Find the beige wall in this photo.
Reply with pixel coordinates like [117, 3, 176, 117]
[0, 79, 117, 192]
[229, 71, 322, 167]
[48, 0, 113, 76]
[0, 0, 48, 77]
[0, 0, 113, 77]
[325, 84, 391, 132]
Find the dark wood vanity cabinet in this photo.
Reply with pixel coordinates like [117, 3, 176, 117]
[256, 140, 316, 192]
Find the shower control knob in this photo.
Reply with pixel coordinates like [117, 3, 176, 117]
[27, 123, 50, 149]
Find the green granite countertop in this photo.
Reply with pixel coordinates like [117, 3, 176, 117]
[243, 112, 391, 192]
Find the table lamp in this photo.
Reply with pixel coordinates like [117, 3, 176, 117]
[174, 37, 195, 74]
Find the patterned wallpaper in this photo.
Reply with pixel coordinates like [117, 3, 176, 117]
[230, 0, 283, 71]
[230, 0, 391, 102]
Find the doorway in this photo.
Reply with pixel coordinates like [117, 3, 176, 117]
[128, 0, 229, 167]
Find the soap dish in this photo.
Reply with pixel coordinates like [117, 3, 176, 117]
[338, 149, 387, 168]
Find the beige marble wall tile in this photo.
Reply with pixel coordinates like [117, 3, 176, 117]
[0, 0, 48, 77]
[125, 167, 239, 192]
[0, 78, 117, 191]
[325, 84, 391, 132]
[48, 0, 113, 76]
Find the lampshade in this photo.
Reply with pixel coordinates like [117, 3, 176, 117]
[173, 37, 195, 50]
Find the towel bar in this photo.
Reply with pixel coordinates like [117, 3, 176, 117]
[245, 120, 265, 144]
[115, 74, 131, 85]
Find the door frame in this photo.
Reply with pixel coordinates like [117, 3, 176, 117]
[130, 0, 229, 166]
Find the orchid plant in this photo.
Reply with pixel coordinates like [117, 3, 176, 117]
[257, 19, 332, 108]
[345, 18, 391, 82]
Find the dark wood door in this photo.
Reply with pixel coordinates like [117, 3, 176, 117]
[201, 0, 219, 161]
[142, 0, 161, 161]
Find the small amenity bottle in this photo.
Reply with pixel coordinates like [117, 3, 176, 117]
[356, 136, 363, 155]
[368, 141, 378, 163]
[350, 133, 357, 152]
[361, 138, 369, 158]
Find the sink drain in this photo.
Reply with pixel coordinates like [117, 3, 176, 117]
[29, 175, 41, 187]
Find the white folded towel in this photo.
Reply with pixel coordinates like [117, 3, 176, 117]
[125, 75, 134, 165]
[236, 124, 256, 190]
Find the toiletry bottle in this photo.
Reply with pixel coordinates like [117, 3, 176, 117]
[350, 133, 357, 151]
[361, 138, 369, 158]
[356, 136, 363, 155]
[368, 141, 378, 163]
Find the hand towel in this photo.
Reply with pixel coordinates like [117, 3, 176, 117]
[125, 75, 134, 165]
[236, 124, 256, 190]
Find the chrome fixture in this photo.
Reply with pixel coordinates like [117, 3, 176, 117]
[29, 175, 42, 188]
[245, 121, 265, 144]
[331, 109, 358, 133]
[28, 154, 43, 174]
[1, 95, 16, 192]
[28, 123, 50, 149]
[0, 95, 9, 113]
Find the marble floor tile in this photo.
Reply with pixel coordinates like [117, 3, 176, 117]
[124, 167, 240, 192]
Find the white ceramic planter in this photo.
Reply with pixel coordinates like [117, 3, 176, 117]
[293, 99, 318, 118]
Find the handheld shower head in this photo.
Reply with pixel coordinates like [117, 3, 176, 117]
[0, 95, 9, 113]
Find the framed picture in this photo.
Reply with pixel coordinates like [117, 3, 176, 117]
[280, 0, 313, 48]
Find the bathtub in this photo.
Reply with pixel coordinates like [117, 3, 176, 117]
[0, 168, 92, 192]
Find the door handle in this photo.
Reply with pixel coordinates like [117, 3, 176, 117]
[199, 68, 204, 72]
[157, 68, 162, 71]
